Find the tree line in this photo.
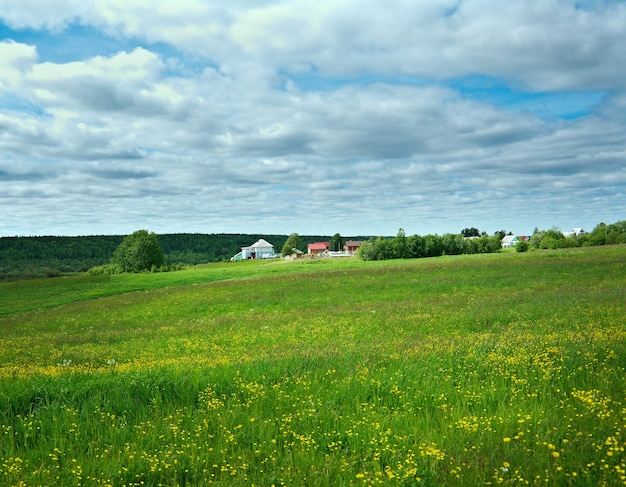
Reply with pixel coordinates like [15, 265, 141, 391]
[527, 221, 626, 249]
[357, 229, 502, 261]
[357, 220, 626, 261]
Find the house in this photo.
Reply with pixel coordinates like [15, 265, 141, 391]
[231, 239, 275, 261]
[308, 242, 330, 257]
[344, 240, 363, 255]
[283, 248, 305, 260]
[563, 228, 586, 237]
[501, 235, 520, 248]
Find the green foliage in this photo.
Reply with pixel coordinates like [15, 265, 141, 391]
[461, 227, 482, 237]
[515, 240, 529, 252]
[579, 221, 626, 247]
[356, 239, 376, 260]
[392, 228, 407, 258]
[330, 232, 345, 252]
[528, 223, 626, 251]
[281, 233, 302, 256]
[607, 220, 626, 244]
[111, 230, 164, 273]
[441, 233, 465, 255]
[86, 263, 122, 276]
[359, 229, 502, 261]
[530, 227, 564, 249]
[0, 235, 122, 280]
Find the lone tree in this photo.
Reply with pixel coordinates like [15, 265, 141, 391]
[281, 233, 302, 257]
[112, 230, 164, 272]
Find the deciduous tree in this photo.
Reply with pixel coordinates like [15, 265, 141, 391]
[111, 230, 164, 272]
[461, 227, 481, 238]
[281, 233, 302, 257]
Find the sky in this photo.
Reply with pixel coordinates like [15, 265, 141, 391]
[1, 1, 625, 238]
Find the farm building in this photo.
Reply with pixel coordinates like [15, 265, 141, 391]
[501, 235, 520, 248]
[231, 239, 276, 261]
[563, 228, 586, 237]
[283, 248, 305, 260]
[344, 240, 363, 254]
[308, 242, 330, 257]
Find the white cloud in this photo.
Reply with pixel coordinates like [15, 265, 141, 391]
[31, 48, 162, 82]
[0, 1, 625, 237]
[2, 1, 625, 89]
[0, 40, 37, 89]
[0, 0, 85, 30]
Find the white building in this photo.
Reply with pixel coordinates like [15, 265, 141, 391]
[563, 228, 586, 237]
[501, 235, 520, 248]
[231, 239, 276, 261]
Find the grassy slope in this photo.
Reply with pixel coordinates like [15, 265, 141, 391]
[0, 246, 625, 486]
[0, 258, 367, 317]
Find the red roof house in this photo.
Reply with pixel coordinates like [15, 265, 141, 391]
[344, 240, 363, 254]
[308, 242, 330, 256]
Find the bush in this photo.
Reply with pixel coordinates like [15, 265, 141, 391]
[515, 240, 529, 253]
[87, 263, 122, 276]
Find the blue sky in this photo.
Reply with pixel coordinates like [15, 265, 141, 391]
[1, 1, 625, 237]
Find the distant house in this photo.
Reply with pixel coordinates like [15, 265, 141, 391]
[308, 242, 330, 257]
[564, 228, 586, 237]
[344, 240, 363, 255]
[284, 248, 305, 260]
[231, 239, 275, 261]
[501, 235, 520, 248]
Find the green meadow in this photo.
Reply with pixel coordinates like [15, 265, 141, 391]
[1, 246, 625, 486]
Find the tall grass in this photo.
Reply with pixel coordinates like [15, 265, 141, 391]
[1, 246, 625, 485]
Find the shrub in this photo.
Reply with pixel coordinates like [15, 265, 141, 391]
[86, 263, 122, 276]
[515, 240, 529, 253]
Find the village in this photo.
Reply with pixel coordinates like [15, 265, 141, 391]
[230, 239, 364, 261]
[230, 228, 588, 261]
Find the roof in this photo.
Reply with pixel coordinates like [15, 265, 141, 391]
[501, 235, 518, 243]
[308, 242, 329, 250]
[345, 240, 363, 246]
[247, 239, 273, 249]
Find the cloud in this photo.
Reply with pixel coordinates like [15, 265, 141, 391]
[0, 40, 37, 89]
[2, 1, 625, 89]
[28, 48, 166, 112]
[0, 1, 625, 237]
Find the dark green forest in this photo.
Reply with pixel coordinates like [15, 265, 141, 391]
[0, 233, 370, 280]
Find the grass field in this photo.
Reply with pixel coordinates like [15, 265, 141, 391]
[1, 246, 625, 486]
